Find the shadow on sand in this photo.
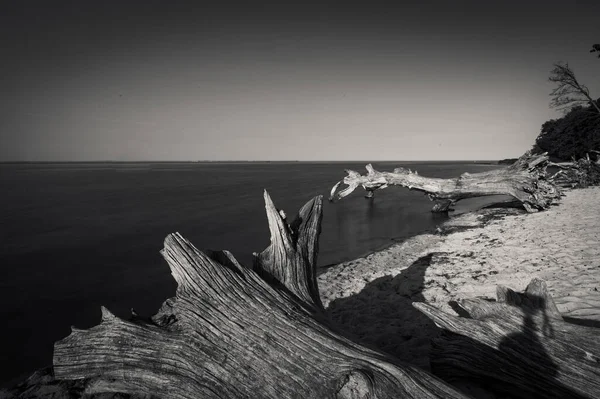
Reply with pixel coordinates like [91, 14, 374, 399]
[326, 253, 444, 371]
[435, 293, 592, 399]
[326, 251, 594, 398]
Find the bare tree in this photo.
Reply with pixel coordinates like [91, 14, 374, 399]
[549, 62, 600, 114]
[329, 152, 561, 213]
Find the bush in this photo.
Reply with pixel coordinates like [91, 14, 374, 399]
[534, 100, 600, 161]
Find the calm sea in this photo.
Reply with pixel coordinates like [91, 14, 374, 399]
[0, 161, 506, 386]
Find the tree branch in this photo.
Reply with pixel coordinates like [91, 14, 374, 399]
[329, 152, 562, 213]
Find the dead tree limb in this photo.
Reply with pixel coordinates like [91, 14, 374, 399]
[329, 152, 562, 213]
[414, 279, 600, 399]
[548, 154, 600, 188]
[52, 192, 467, 399]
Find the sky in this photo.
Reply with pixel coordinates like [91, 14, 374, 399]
[1, 0, 599, 161]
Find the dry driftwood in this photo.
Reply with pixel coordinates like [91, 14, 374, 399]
[548, 153, 600, 188]
[52, 192, 468, 399]
[414, 279, 600, 399]
[329, 151, 562, 213]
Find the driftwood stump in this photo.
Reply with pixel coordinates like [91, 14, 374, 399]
[329, 151, 562, 212]
[414, 279, 600, 399]
[52, 192, 467, 399]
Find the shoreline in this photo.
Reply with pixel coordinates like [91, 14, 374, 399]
[4, 188, 599, 397]
[317, 193, 515, 274]
[317, 202, 525, 309]
[318, 186, 600, 378]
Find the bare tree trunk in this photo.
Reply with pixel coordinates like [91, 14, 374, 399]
[51, 192, 468, 399]
[582, 92, 600, 114]
[329, 151, 562, 213]
[414, 279, 600, 399]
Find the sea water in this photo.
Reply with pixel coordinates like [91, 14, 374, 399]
[0, 161, 506, 386]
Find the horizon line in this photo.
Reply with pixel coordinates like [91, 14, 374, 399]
[0, 159, 514, 164]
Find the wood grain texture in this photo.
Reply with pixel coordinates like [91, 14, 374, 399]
[329, 151, 562, 213]
[414, 278, 600, 399]
[52, 193, 468, 399]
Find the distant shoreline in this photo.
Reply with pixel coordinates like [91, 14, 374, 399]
[0, 160, 502, 165]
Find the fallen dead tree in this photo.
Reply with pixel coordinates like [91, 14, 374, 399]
[329, 152, 562, 213]
[548, 153, 600, 188]
[414, 279, 600, 399]
[50, 192, 468, 399]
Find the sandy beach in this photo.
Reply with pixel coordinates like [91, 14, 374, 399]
[318, 186, 600, 372]
[3, 187, 599, 398]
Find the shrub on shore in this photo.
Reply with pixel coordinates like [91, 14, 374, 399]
[533, 99, 600, 162]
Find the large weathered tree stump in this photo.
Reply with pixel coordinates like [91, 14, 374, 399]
[414, 279, 600, 399]
[52, 192, 467, 399]
[329, 151, 562, 212]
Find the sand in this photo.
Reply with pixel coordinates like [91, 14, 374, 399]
[318, 186, 600, 372]
[4, 187, 599, 398]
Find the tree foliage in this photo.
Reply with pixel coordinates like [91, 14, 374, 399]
[534, 101, 600, 161]
[549, 62, 599, 114]
[591, 44, 600, 58]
